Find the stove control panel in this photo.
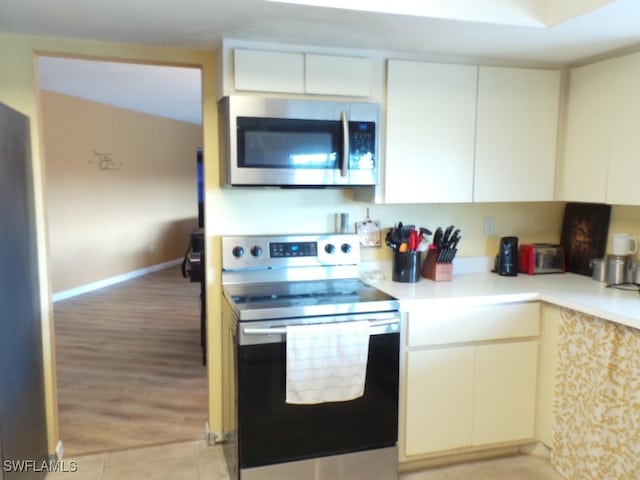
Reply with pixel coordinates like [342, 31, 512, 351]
[222, 234, 360, 270]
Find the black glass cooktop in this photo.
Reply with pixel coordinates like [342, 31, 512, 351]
[224, 279, 398, 321]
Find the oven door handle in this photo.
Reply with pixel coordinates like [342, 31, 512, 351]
[242, 318, 399, 336]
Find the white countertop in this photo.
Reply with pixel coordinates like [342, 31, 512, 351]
[361, 259, 640, 330]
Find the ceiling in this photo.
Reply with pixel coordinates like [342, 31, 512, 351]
[7, 0, 640, 125]
[38, 57, 203, 125]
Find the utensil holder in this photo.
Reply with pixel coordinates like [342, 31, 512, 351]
[421, 249, 453, 282]
[392, 251, 421, 283]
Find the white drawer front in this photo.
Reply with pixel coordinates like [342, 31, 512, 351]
[407, 302, 540, 347]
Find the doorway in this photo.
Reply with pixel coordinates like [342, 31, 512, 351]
[38, 56, 207, 456]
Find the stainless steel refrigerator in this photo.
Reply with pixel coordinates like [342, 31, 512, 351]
[0, 102, 48, 478]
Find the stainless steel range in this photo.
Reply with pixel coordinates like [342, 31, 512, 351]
[221, 234, 400, 480]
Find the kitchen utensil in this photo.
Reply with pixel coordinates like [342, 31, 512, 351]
[400, 224, 415, 242]
[432, 227, 443, 250]
[612, 233, 638, 255]
[441, 225, 454, 248]
[590, 258, 606, 282]
[408, 230, 420, 252]
[450, 234, 461, 251]
[390, 224, 403, 245]
[384, 230, 398, 251]
[606, 254, 628, 285]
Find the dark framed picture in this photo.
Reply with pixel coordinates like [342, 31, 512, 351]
[560, 202, 611, 276]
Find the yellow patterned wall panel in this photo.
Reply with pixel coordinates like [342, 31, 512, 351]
[552, 308, 640, 480]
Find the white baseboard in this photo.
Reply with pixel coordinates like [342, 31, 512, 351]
[55, 440, 64, 460]
[52, 258, 182, 302]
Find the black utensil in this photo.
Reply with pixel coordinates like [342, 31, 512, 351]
[441, 225, 455, 249]
[433, 227, 443, 250]
[450, 233, 461, 251]
[390, 224, 402, 245]
[400, 224, 415, 242]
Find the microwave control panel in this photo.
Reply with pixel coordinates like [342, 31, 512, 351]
[349, 121, 376, 170]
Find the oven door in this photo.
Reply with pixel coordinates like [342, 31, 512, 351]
[236, 312, 400, 470]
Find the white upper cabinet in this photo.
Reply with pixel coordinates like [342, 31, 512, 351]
[385, 60, 561, 204]
[305, 54, 372, 97]
[558, 58, 617, 203]
[559, 53, 640, 205]
[474, 66, 561, 202]
[385, 60, 478, 203]
[234, 49, 305, 94]
[232, 48, 373, 97]
[607, 52, 640, 205]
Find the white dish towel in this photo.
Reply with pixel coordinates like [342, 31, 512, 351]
[286, 320, 370, 405]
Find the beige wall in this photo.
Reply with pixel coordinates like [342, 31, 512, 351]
[1, 30, 639, 457]
[41, 90, 201, 292]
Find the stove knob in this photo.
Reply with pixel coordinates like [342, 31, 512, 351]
[324, 243, 336, 254]
[341, 243, 352, 254]
[250, 245, 263, 257]
[232, 246, 245, 258]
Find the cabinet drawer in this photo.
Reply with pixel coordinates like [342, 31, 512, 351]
[407, 302, 540, 347]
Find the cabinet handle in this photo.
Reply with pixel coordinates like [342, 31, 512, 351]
[243, 318, 399, 336]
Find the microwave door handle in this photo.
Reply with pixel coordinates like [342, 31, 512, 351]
[340, 111, 349, 177]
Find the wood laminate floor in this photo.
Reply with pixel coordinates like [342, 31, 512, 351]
[54, 266, 207, 456]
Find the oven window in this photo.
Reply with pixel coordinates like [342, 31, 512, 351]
[237, 117, 341, 169]
[237, 332, 399, 468]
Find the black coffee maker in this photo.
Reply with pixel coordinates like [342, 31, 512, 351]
[495, 236, 518, 276]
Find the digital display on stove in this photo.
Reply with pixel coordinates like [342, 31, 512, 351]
[270, 241, 317, 258]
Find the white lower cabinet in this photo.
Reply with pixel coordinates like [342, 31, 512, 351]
[403, 302, 540, 459]
[473, 341, 538, 445]
[405, 346, 474, 455]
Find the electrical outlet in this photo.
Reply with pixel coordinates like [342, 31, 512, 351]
[484, 216, 496, 236]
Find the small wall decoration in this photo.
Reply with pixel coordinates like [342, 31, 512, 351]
[356, 208, 382, 247]
[90, 149, 122, 171]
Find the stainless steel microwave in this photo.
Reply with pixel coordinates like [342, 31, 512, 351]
[218, 95, 380, 187]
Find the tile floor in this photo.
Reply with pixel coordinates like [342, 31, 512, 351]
[45, 440, 564, 480]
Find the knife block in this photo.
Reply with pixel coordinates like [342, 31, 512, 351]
[421, 249, 453, 282]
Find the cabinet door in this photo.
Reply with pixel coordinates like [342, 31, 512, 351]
[473, 340, 538, 445]
[305, 54, 372, 97]
[474, 67, 560, 202]
[558, 58, 617, 203]
[234, 49, 304, 93]
[607, 52, 640, 205]
[405, 347, 474, 455]
[385, 60, 477, 203]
